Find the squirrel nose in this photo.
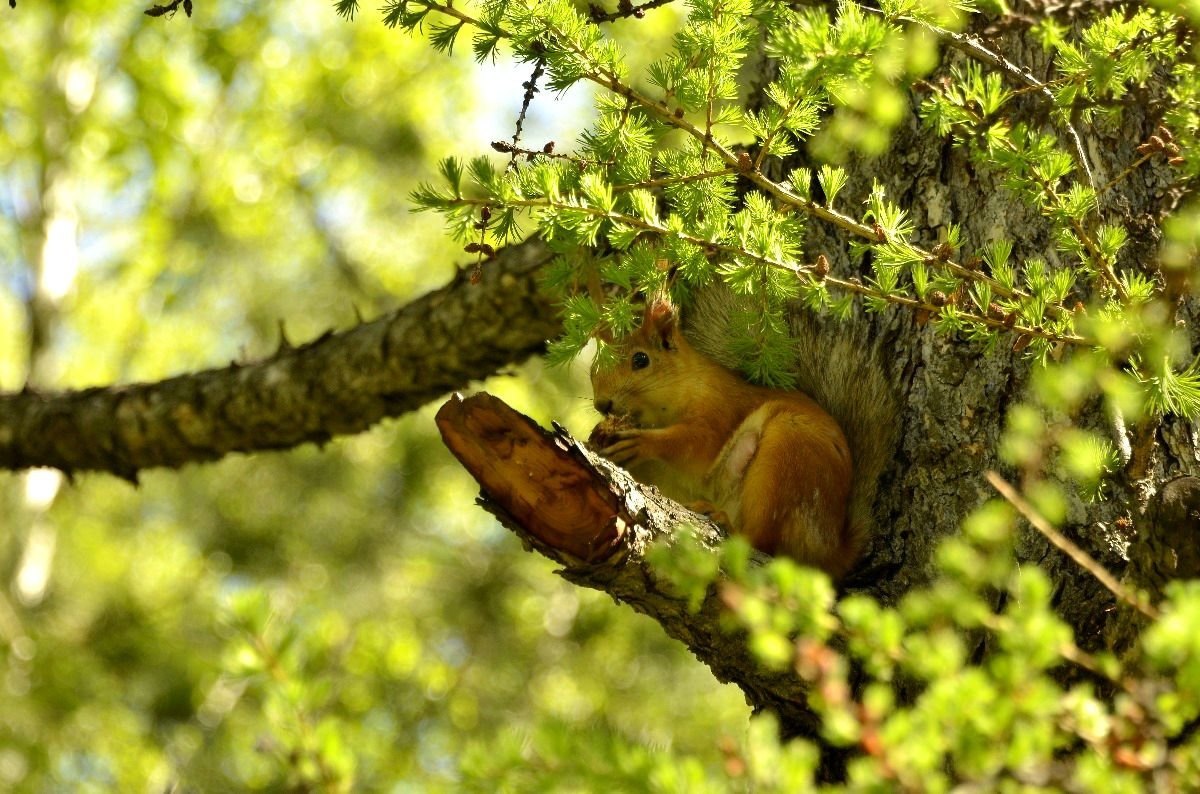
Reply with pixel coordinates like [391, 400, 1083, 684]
[595, 398, 613, 415]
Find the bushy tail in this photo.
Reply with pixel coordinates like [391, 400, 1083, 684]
[789, 311, 899, 546]
[684, 287, 900, 547]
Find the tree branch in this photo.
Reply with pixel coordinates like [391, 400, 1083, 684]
[435, 391, 822, 736]
[0, 238, 557, 479]
[986, 471, 1160, 620]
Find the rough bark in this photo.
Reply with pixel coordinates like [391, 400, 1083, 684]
[769, 4, 1194, 662]
[0, 238, 557, 478]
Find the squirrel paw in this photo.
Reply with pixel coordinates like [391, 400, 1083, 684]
[600, 429, 652, 467]
[685, 500, 731, 526]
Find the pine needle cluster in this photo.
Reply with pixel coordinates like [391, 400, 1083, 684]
[390, 0, 1196, 419]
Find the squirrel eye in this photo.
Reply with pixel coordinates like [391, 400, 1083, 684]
[631, 351, 650, 370]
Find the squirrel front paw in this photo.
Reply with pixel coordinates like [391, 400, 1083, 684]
[588, 416, 652, 467]
[587, 415, 633, 449]
[600, 428, 653, 467]
[684, 499, 731, 526]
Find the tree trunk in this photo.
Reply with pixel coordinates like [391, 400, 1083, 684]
[799, 7, 1187, 651]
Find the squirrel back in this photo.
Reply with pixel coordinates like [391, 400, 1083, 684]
[682, 286, 899, 559]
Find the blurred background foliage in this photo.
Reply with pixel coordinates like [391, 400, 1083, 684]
[0, 0, 749, 789]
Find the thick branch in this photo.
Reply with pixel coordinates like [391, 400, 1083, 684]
[435, 391, 822, 736]
[0, 238, 557, 478]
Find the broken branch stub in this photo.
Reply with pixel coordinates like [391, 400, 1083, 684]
[435, 391, 629, 563]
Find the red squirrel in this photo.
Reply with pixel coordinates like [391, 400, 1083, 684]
[590, 298, 863, 578]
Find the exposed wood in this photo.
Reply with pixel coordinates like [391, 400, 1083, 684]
[436, 392, 627, 563]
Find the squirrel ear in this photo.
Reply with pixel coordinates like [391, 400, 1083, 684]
[643, 299, 679, 349]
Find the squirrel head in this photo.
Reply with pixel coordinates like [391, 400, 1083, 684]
[591, 298, 693, 428]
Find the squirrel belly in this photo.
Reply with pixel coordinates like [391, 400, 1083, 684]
[590, 297, 860, 578]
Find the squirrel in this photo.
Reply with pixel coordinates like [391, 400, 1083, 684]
[589, 290, 897, 580]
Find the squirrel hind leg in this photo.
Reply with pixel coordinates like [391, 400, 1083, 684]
[735, 418, 855, 576]
[706, 412, 767, 534]
[716, 423, 762, 482]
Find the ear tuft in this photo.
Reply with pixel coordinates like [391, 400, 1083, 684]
[643, 298, 679, 349]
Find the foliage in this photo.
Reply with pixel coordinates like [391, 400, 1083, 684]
[0, 408, 749, 791]
[0, 0, 747, 790]
[398, 0, 1200, 787]
[406, 0, 1198, 405]
[650, 510, 1200, 791]
[4, 0, 1200, 789]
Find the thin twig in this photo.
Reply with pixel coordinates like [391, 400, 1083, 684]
[491, 140, 607, 168]
[979, 611, 1136, 693]
[1099, 152, 1155, 195]
[144, 0, 191, 16]
[506, 59, 546, 172]
[986, 471, 1160, 620]
[587, 0, 675, 24]
[1056, 638, 1135, 693]
[614, 167, 738, 192]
